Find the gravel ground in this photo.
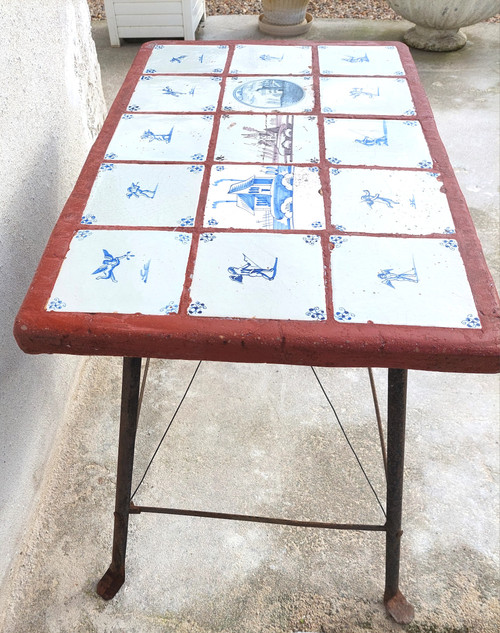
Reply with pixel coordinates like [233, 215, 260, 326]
[87, 1, 499, 22]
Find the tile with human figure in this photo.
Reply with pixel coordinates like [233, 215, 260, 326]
[127, 76, 222, 112]
[318, 45, 405, 76]
[144, 44, 229, 74]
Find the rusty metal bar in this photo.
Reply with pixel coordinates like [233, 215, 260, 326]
[97, 357, 142, 601]
[383, 368, 414, 624]
[368, 367, 388, 479]
[130, 503, 386, 531]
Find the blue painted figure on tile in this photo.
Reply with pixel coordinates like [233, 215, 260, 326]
[259, 54, 284, 62]
[170, 55, 187, 63]
[233, 79, 304, 109]
[361, 190, 399, 209]
[242, 115, 294, 162]
[140, 260, 151, 283]
[343, 52, 369, 63]
[228, 254, 278, 283]
[355, 121, 388, 147]
[141, 128, 174, 144]
[162, 86, 195, 98]
[92, 250, 134, 283]
[350, 87, 380, 99]
[378, 259, 419, 289]
[213, 166, 295, 229]
[126, 182, 158, 199]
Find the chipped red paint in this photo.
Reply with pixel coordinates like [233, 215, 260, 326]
[14, 40, 500, 373]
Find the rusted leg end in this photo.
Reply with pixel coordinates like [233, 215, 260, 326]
[384, 589, 415, 624]
[96, 565, 125, 600]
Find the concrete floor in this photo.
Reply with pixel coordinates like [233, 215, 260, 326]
[1, 16, 498, 633]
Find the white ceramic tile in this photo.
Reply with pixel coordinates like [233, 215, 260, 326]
[222, 76, 315, 113]
[320, 77, 415, 116]
[318, 45, 405, 76]
[324, 118, 432, 169]
[105, 113, 213, 162]
[330, 169, 454, 234]
[215, 115, 320, 164]
[229, 44, 312, 75]
[330, 236, 479, 328]
[144, 44, 229, 74]
[189, 232, 326, 320]
[81, 163, 204, 227]
[47, 230, 192, 315]
[204, 165, 325, 230]
[128, 76, 222, 112]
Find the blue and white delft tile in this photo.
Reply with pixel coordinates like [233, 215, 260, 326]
[318, 45, 404, 76]
[330, 236, 478, 328]
[204, 165, 324, 230]
[215, 115, 320, 164]
[104, 114, 213, 162]
[320, 77, 415, 116]
[189, 232, 326, 320]
[330, 169, 454, 234]
[222, 76, 314, 113]
[128, 76, 222, 112]
[324, 118, 432, 169]
[144, 45, 229, 74]
[47, 230, 190, 315]
[229, 45, 312, 75]
[81, 163, 204, 227]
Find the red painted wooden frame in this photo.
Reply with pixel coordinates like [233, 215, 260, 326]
[14, 40, 500, 373]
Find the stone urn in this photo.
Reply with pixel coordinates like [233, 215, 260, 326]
[259, 0, 313, 36]
[387, 0, 500, 51]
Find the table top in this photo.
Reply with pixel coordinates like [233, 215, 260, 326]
[14, 40, 499, 373]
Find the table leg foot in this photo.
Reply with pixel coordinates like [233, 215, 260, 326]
[384, 589, 414, 624]
[97, 565, 125, 600]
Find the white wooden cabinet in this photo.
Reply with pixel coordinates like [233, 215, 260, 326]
[104, 0, 206, 46]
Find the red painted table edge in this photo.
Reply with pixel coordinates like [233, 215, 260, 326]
[13, 40, 500, 374]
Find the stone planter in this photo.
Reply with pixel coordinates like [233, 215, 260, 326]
[259, 0, 313, 36]
[387, 0, 500, 51]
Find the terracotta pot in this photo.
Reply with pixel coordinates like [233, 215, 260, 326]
[387, 0, 500, 51]
[261, 0, 310, 25]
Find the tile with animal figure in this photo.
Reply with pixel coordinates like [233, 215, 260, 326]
[318, 44, 405, 76]
[127, 75, 223, 113]
[229, 44, 313, 75]
[144, 44, 229, 74]
[46, 230, 191, 315]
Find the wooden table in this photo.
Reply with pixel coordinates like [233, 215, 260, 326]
[14, 40, 500, 624]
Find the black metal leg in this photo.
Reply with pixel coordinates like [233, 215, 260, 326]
[97, 357, 142, 600]
[383, 368, 414, 623]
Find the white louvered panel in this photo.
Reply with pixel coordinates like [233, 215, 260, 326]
[113, 2, 183, 15]
[116, 25, 185, 37]
[116, 13, 183, 27]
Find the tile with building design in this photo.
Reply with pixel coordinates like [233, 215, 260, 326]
[318, 45, 405, 76]
[81, 163, 204, 227]
[229, 44, 313, 75]
[144, 44, 229, 74]
[204, 164, 325, 230]
[215, 114, 320, 164]
[324, 118, 432, 169]
[104, 113, 213, 162]
[330, 236, 479, 328]
[188, 232, 326, 320]
[330, 169, 454, 235]
[127, 76, 222, 113]
[222, 76, 315, 113]
[46, 230, 191, 315]
[320, 77, 415, 116]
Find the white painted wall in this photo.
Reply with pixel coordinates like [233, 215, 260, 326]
[0, 0, 107, 595]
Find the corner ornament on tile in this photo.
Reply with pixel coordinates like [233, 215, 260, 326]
[228, 254, 278, 284]
[335, 307, 356, 322]
[306, 307, 326, 321]
[47, 297, 66, 311]
[160, 301, 179, 315]
[461, 314, 481, 329]
[188, 301, 207, 315]
[92, 249, 134, 283]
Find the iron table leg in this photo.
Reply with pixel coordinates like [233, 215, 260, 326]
[97, 357, 142, 600]
[384, 368, 414, 623]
